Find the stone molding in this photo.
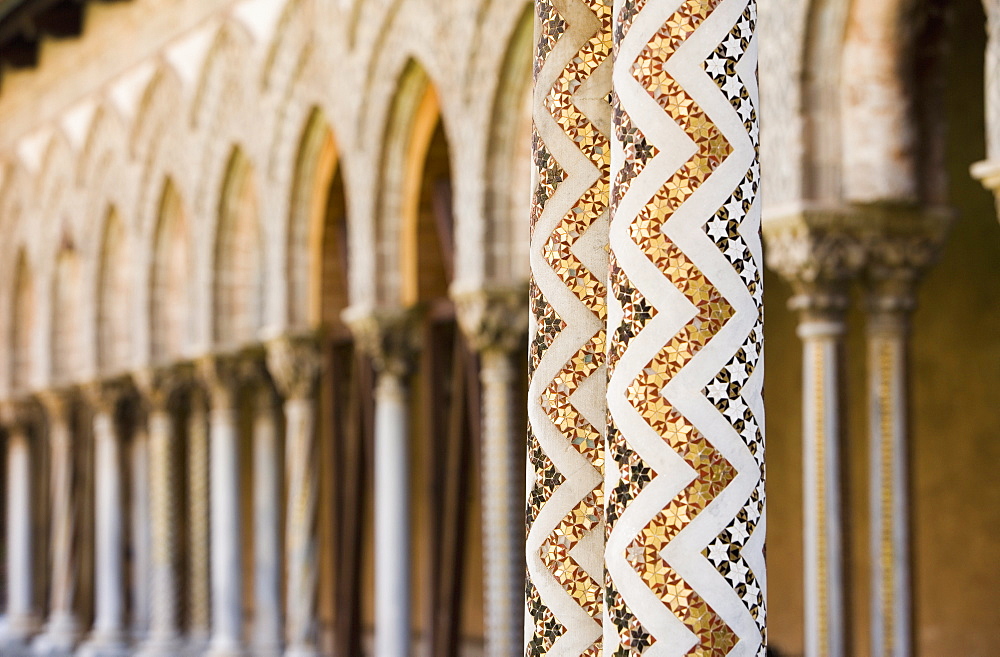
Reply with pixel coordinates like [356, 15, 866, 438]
[265, 333, 321, 401]
[452, 285, 528, 354]
[343, 307, 422, 377]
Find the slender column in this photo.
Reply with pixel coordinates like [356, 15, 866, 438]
[129, 426, 152, 641]
[454, 289, 526, 657]
[188, 391, 212, 651]
[265, 336, 321, 657]
[527, 0, 611, 651]
[134, 366, 188, 657]
[0, 401, 39, 648]
[250, 382, 282, 657]
[345, 311, 420, 657]
[605, 0, 764, 653]
[77, 380, 131, 657]
[198, 355, 248, 657]
[972, 1, 1000, 211]
[33, 389, 80, 655]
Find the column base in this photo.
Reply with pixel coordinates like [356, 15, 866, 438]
[30, 614, 79, 656]
[75, 630, 130, 657]
[203, 638, 246, 657]
[281, 646, 319, 657]
[251, 643, 282, 657]
[0, 614, 40, 649]
[134, 634, 185, 657]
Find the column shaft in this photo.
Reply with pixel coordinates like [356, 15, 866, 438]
[478, 350, 521, 657]
[188, 394, 211, 648]
[2, 424, 37, 644]
[283, 397, 316, 657]
[129, 428, 152, 641]
[800, 319, 846, 657]
[253, 395, 281, 657]
[374, 372, 409, 657]
[868, 311, 911, 657]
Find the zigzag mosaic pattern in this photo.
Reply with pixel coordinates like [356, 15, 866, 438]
[605, 0, 764, 655]
[527, 0, 612, 653]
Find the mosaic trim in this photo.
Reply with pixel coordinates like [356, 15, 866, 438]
[527, 0, 612, 653]
[605, 1, 764, 655]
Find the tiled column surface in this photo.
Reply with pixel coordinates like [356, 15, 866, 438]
[187, 391, 212, 652]
[527, 0, 611, 653]
[766, 226, 861, 657]
[0, 401, 40, 651]
[454, 288, 527, 657]
[265, 335, 321, 657]
[197, 355, 249, 657]
[605, 0, 765, 654]
[347, 311, 420, 657]
[78, 380, 131, 657]
[250, 383, 283, 657]
[134, 366, 188, 657]
[33, 389, 81, 656]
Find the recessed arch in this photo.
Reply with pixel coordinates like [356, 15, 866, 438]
[11, 250, 36, 393]
[150, 179, 191, 363]
[97, 207, 130, 373]
[214, 147, 265, 347]
[51, 237, 83, 385]
[378, 60, 447, 306]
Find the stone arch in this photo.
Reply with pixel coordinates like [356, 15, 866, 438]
[214, 147, 265, 347]
[11, 250, 36, 393]
[150, 179, 191, 363]
[288, 108, 349, 328]
[485, 3, 533, 286]
[51, 237, 83, 385]
[97, 207, 131, 374]
[377, 60, 445, 306]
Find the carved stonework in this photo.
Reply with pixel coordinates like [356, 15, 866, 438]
[195, 353, 261, 410]
[452, 286, 528, 354]
[37, 387, 77, 425]
[81, 377, 133, 416]
[265, 334, 321, 401]
[134, 364, 192, 412]
[0, 398, 37, 431]
[343, 308, 421, 377]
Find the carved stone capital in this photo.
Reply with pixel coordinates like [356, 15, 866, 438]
[81, 377, 133, 416]
[265, 334, 321, 400]
[763, 209, 866, 290]
[452, 285, 529, 354]
[196, 352, 261, 410]
[134, 363, 192, 412]
[343, 306, 422, 377]
[37, 387, 77, 424]
[0, 398, 38, 431]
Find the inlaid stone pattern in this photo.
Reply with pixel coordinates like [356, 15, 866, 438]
[605, 0, 764, 655]
[527, 0, 612, 654]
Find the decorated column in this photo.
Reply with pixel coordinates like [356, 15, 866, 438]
[129, 426, 152, 641]
[187, 391, 212, 651]
[197, 355, 248, 657]
[605, 0, 765, 653]
[265, 335, 321, 657]
[34, 389, 81, 655]
[346, 310, 419, 657]
[134, 366, 187, 657]
[526, 0, 611, 652]
[0, 401, 39, 649]
[78, 380, 131, 657]
[454, 288, 527, 657]
[766, 224, 858, 657]
[250, 381, 282, 657]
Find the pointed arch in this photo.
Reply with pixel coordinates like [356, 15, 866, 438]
[485, 4, 533, 285]
[288, 108, 349, 328]
[377, 60, 446, 306]
[150, 179, 191, 363]
[214, 147, 265, 346]
[11, 250, 36, 393]
[51, 237, 83, 384]
[97, 207, 130, 373]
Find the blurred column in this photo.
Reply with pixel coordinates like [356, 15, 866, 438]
[187, 390, 211, 652]
[197, 355, 248, 657]
[33, 389, 80, 655]
[0, 400, 40, 649]
[134, 366, 188, 657]
[972, 0, 1000, 216]
[129, 426, 152, 642]
[265, 335, 321, 657]
[345, 310, 419, 657]
[454, 288, 526, 657]
[78, 379, 131, 657]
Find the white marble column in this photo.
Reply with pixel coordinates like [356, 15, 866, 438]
[454, 289, 525, 657]
[77, 381, 131, 657]
[251, 384, 282, 657]
[129, 427, 152, 642]
[0, 401, 39, 649]
[198, 355, 248, 657]
[188, 391, 212, 652]
[134, 367, 187, 657]
[33, 390, 80, 656]
[345, 310, 419, 657]
[265, 336, 321, 657]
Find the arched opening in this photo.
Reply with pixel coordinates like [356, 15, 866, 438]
[151, 180, 190, 364]
[11, 250, 36, 392]
[52, 240, 82, 385]
[215, 148, 265, 348]
[98, 208, 130, 374]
